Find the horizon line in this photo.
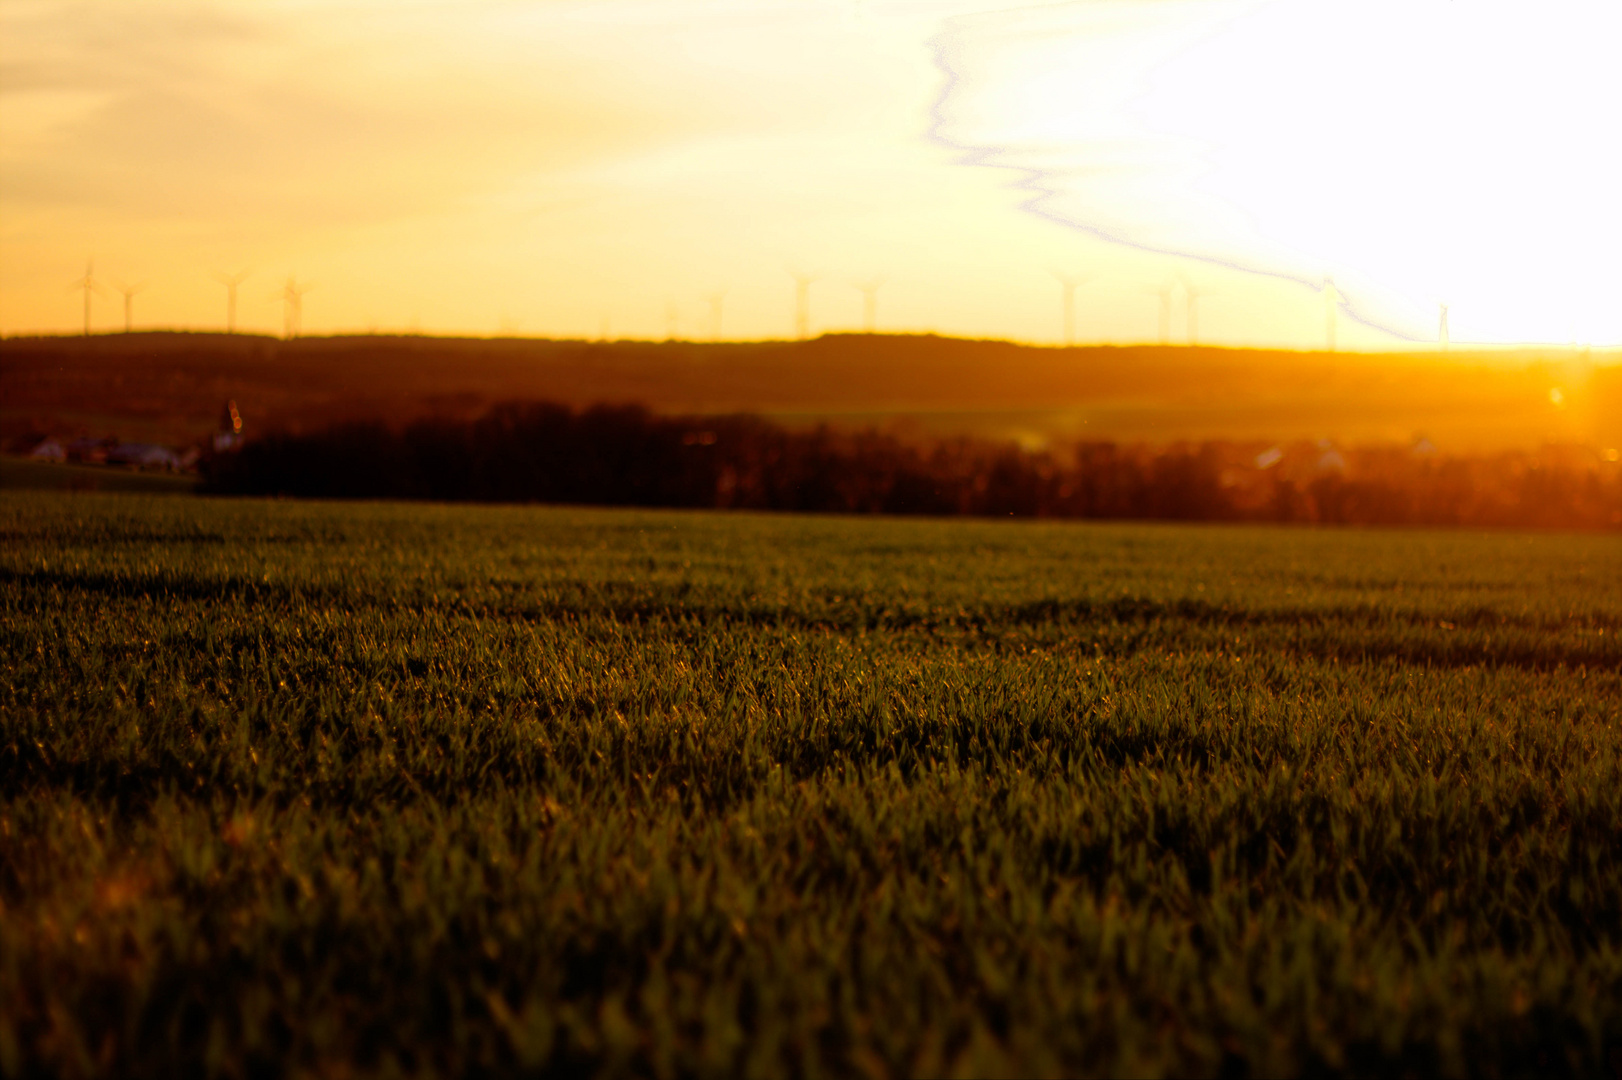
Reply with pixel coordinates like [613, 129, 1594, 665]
[3, 327, 1617, 357]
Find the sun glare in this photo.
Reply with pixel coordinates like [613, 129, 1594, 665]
[3, 1, 1618, 346]
[938, 0, 1622, 345]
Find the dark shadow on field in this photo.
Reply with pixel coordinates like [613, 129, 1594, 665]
[5, 565, 1617, 675]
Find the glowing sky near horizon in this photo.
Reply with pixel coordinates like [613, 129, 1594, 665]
[2, 0, 1617, 346]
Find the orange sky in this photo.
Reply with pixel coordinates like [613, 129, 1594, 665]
[3, 1, 1618, 347]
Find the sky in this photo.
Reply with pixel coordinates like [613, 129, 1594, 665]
[2, 0, 1618, 347]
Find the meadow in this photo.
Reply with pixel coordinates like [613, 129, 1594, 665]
[2, 490, 1620, 1077]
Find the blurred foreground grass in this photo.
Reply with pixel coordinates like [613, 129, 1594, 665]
[2, 492, 1620, 1077]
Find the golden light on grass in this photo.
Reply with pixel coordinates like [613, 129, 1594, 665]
[93, 870, 152, 916]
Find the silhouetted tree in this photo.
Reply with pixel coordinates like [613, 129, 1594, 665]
[200, 400, 1621, 529]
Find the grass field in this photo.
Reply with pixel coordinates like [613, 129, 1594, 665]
[3, 491, 1620, 1077]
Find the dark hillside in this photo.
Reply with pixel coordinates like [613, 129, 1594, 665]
[2, 331, 1615, 451]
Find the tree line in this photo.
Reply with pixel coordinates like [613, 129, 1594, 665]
[200, 401, 1622, 529]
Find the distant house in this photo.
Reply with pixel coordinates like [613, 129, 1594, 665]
[66, 438, 110, 465]
[1314, 439, 1347, 473]
[28, 438, 65, 463]
[107, 443, 182, 471]
[138, 446, 182, 471]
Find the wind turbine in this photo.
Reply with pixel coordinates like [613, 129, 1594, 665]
[853, 277, 885, 334]
[706, 291, 726, 342]
[277, 276, 314, 339]
[1179, 276, 1208, 346]
[69, 260, 100, 336]
[1322, 276, 1343, 352]
[1050, 271, 1086, 346]
[1150, 280, 1176, 345]
[1438, 302, 1450, 351]
[114, 280, 147, 333]
[214, 270, 251, 333]
[789, 270, 817, 340]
